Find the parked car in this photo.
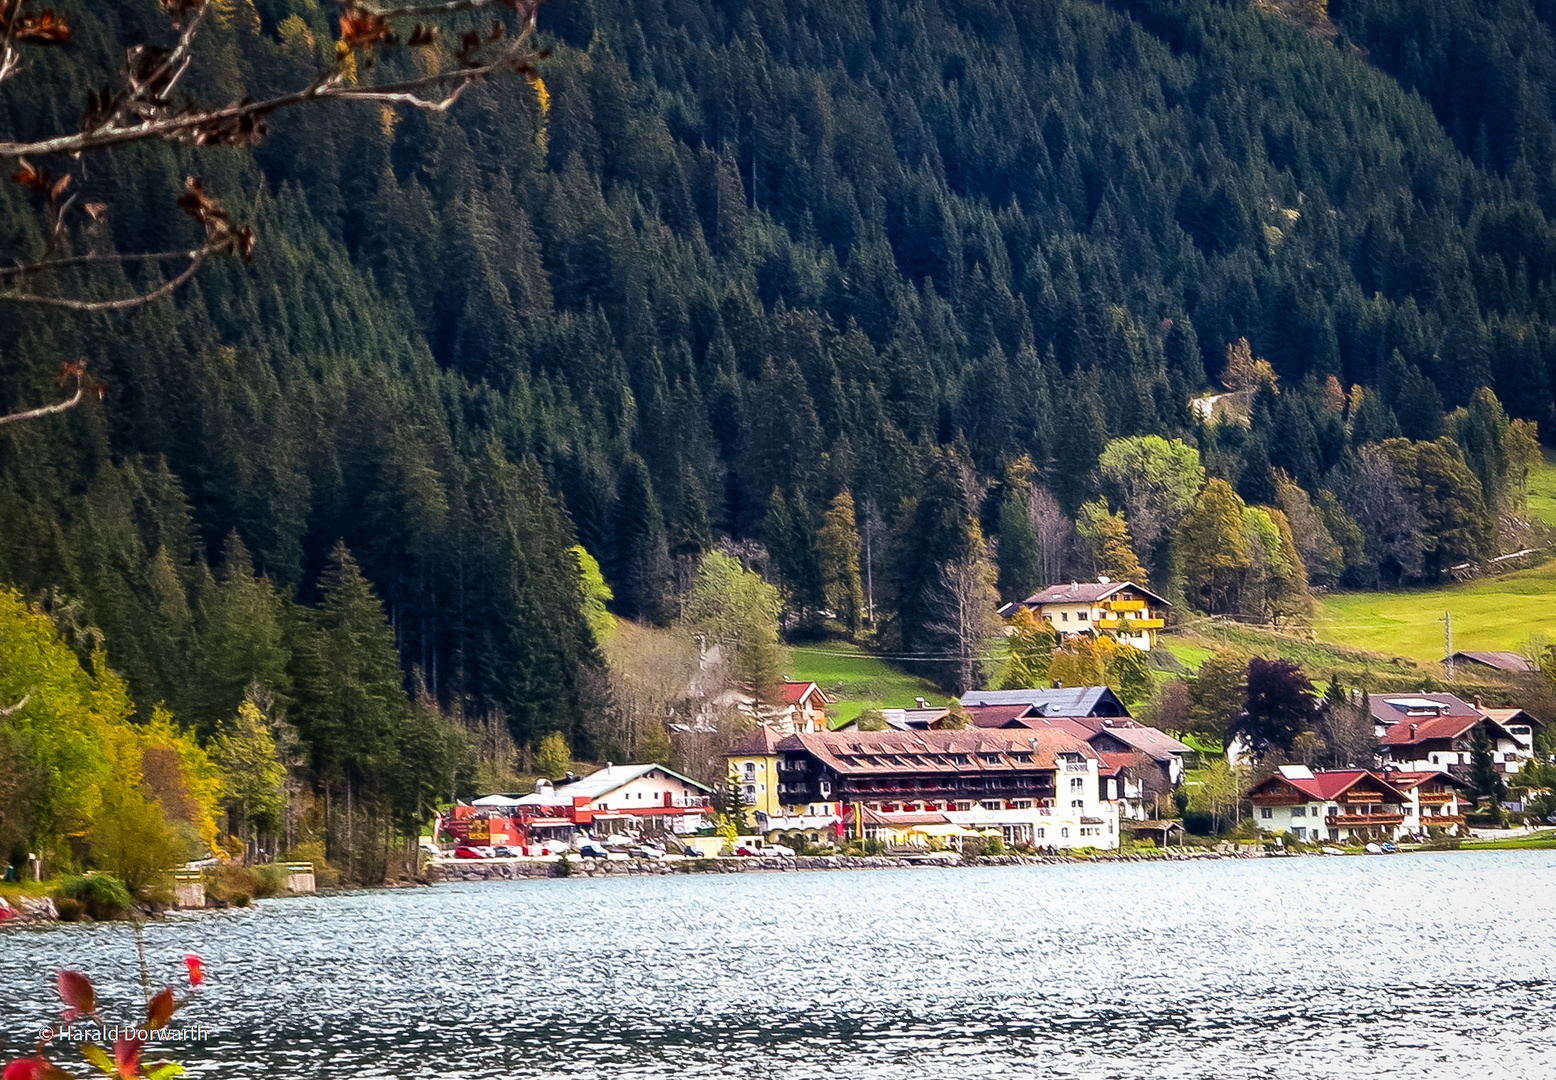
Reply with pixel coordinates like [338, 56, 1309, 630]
[576, 840, 610, 858]
[766, 844, 796, 857]
[629, 844, 666, 860]
[453, 846, 487, 859]
[734, 844, 762, 856]
[491, 845, 520, 858]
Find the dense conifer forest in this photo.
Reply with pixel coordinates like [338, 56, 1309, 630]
[7, 0, 1556, 866]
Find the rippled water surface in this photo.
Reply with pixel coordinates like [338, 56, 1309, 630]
[3, 853, 1554, 1078]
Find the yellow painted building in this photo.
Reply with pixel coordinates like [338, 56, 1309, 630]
[1020, 578, 1168, 651]
[726, 726, 785, 828]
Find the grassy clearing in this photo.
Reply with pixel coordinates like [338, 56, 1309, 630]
[785, 642, 945, 724]
[1312, 561, 1556, 663]
[1527, 449, 1556, 526]
[1161, 638, 1214, 673]
[1458, 829, 1556, 851]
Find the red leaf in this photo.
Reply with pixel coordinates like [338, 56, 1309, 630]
[2, 1059, 69, 1080]
[144, 987, 175, 1032]
[183, 954, 204, 987]
[55, 971, 94, 1017]
[112, 1037, 143, 1080]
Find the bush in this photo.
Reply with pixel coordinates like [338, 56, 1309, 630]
[279, 841, 339, 889]
[984, 835, 1007, 856]
[552, 857, 573, 877]
[230, 892, 251, 908]
[53, 897, 83, 922]
[58, 875, 134, 920]
[204, 864, 259, 904]
[252, 864, 289, 898]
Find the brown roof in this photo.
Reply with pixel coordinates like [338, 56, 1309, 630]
[1479, 707, 1541, 727]
[1378, 770, 1472, 791]
[726, 726, 784, 756]
[775, 728, 1096, 775]
[1021, 579, 1169, 607]
[1377, 714, 1485, 746]
[1450, 651, 1534, 673]
[965, 704, 1039, 728]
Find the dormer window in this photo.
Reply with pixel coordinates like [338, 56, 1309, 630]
[983, 754, 1001, 764]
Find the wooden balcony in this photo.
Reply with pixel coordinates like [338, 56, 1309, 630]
[1416, 792, 1455, 806]
[1327, 813, 1405, 827]
[1423, 814, 1465, 825]
[1101, 599, 1147, 612]
[1097, 617, 1163, 630]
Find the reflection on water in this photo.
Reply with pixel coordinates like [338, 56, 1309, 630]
[3, 853, 1554, 1078]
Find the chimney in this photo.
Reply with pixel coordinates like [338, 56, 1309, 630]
[606, 762, 613, 770]
[1097, 575, 1111, 584]
[1474, 695, 1483, 711]
[915, 697, 928, 708]
[1408, 724, 1417, 739]
[1051, 679, 1063, 689]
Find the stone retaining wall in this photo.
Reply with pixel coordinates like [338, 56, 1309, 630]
[428, 847, 1269, 882]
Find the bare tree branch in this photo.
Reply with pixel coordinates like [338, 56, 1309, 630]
[0, 690, 32, 716]
[0, 362, 91, 428]
[0, 248, 211, 310]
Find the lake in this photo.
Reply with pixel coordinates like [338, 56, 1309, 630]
[2, 853, 1553, 1078]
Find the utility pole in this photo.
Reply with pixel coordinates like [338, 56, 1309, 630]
[1442, 611, 1454, 680]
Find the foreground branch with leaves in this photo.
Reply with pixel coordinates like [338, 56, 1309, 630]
[0, 0, 546, 424]
[1, 927, 204, 1080]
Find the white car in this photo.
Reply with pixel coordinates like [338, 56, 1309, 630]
[766, 844, 796, 857]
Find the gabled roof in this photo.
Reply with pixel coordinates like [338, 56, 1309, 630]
[781, 680, 831, 706]
[1377, 770, 1473, 792]
[959, 686, 1130, 718]
[1250, 768, 1408, 802]
[726, 726, 785, 756]
[964, 703, 1040, 728]
[1081, 721, 1193, 762]
[1369, 692, 1480, 726]
[518, 763, 711, 806]
[1020, 579, 1170, 608]
[1479, 707, 1542, 729]
[1449, 651, 1534, 673]
[882, 707, 950, 730]
[1378, 713, 1486, 746]
[776, 728, 1097, 775]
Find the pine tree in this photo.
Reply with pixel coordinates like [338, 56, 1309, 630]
[816, 491, 866, 635]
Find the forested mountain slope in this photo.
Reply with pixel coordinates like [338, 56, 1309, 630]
[4, 0, 1556, 748]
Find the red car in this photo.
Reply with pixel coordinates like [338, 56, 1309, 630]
[453, 846, 488, 859]
[734, 845, 762, 856]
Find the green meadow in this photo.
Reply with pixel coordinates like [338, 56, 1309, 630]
[1312, 562, 1556, 663]
[785, 642, 947, 725]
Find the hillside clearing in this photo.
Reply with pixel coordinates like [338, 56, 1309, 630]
[1312, 562, 1556, 663]
[785, 643, 946, 724]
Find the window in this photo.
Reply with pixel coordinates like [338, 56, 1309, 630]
[1077, 610, 1088, 621]
[953, 801, 974, 811]
[1060, 827, 1070, 838]
[1060, 611, 1069, 622]
[1035, 827, 1046, 838]
[1260, 807, 1273, 820]
[1293, 827, 1306, 840]
[1071, 799, 1084, 808]
[1012, 753, 1032, 763]
[1327, 806, 1338, 817]
[744, 785, 756, 800]
[1070, 777, 1084, 791]
[743, 763, 756, 781]
[1012, 800, 1032, 810]
[1291, 806, 1306, 818]
[948, 754, 970, 765]
[981, 800, 1003, 811]
[983, 754, 1002, 764]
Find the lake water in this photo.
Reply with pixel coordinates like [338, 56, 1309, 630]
[2, 853, 1554, 1078]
